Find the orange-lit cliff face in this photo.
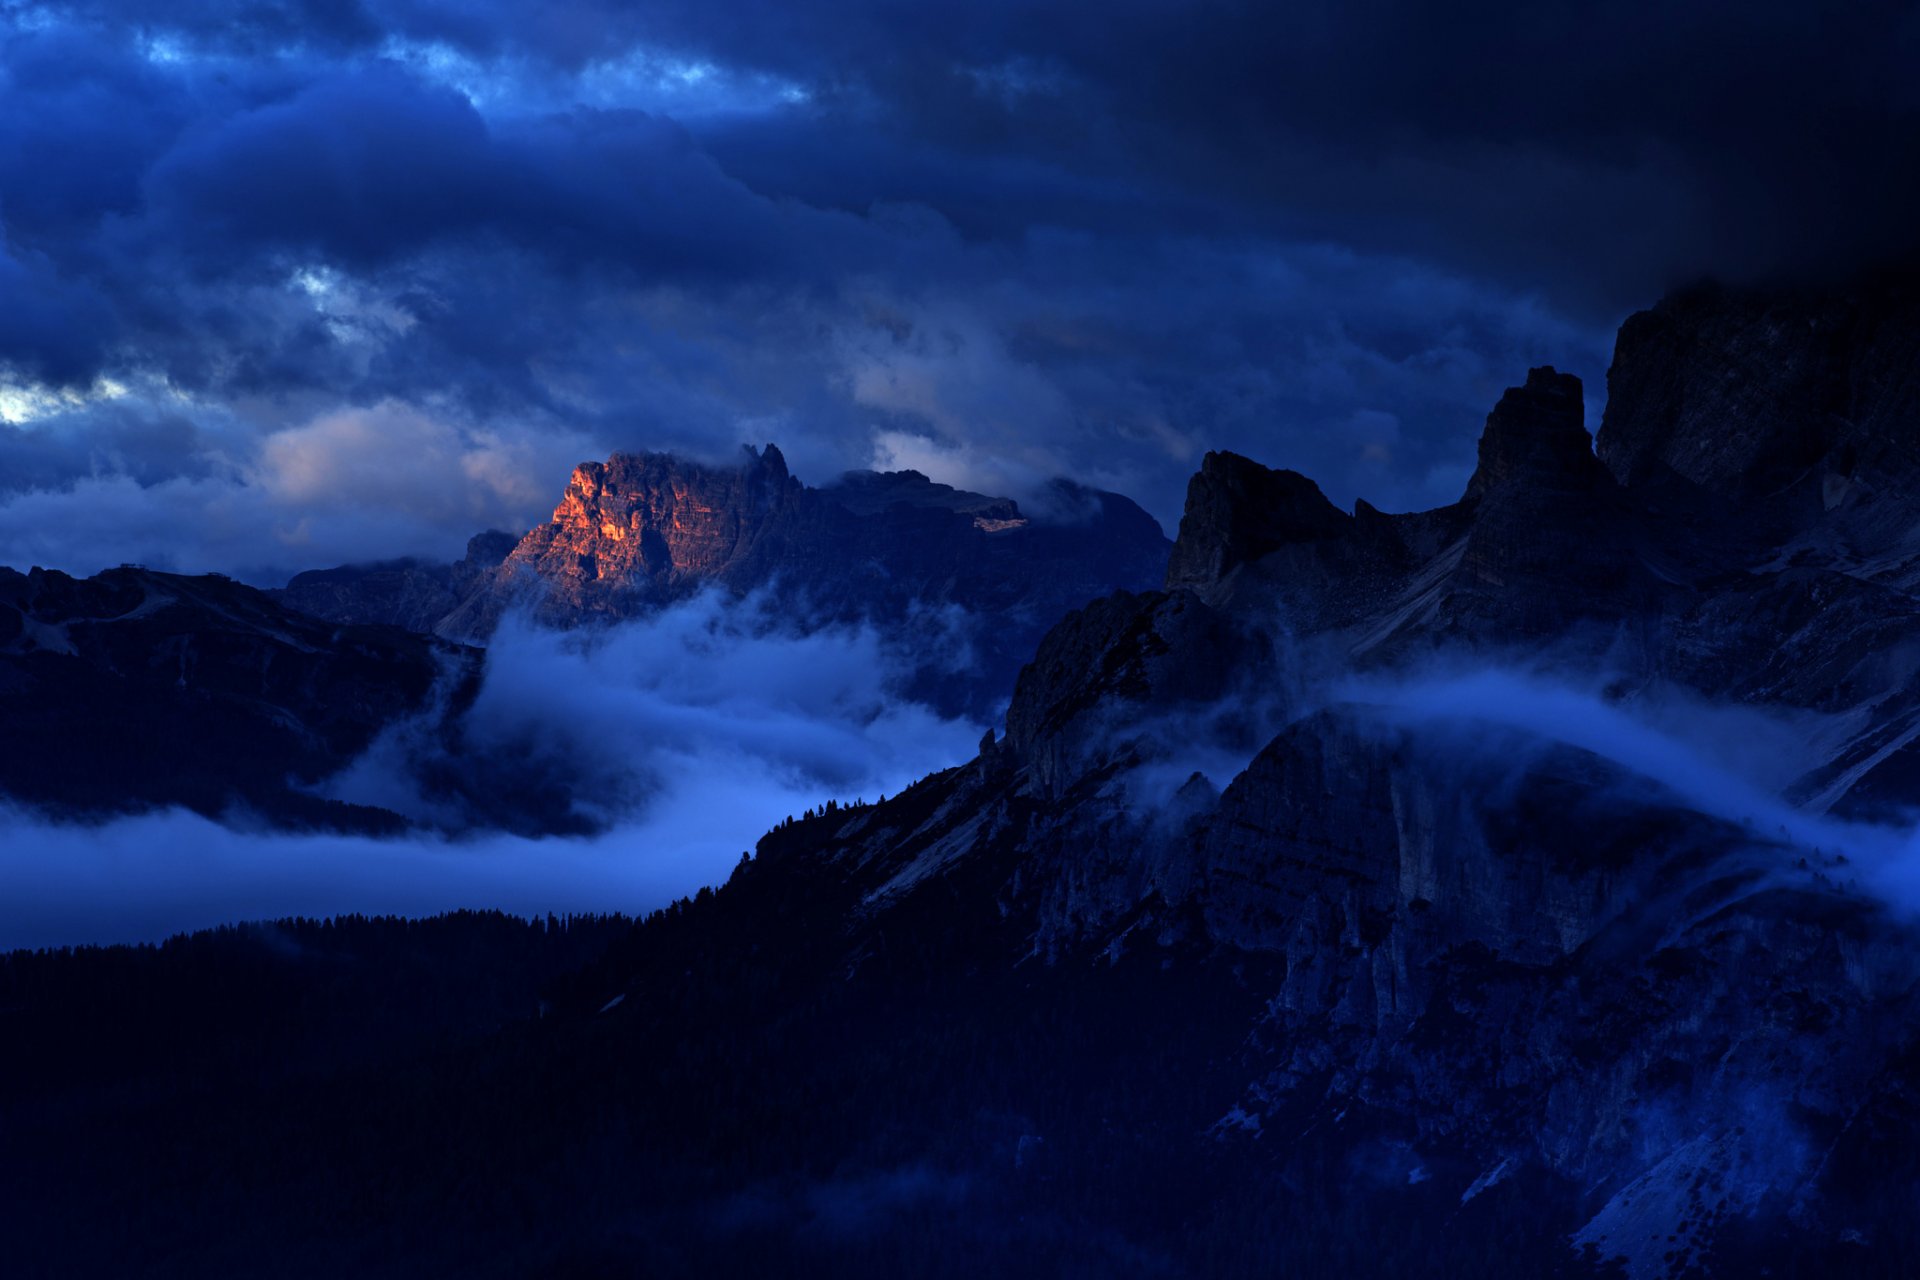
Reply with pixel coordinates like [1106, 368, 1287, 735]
[430, 442, 1172, 664]
[413, 442, 1172, 718]
[504, 445, 801, 611]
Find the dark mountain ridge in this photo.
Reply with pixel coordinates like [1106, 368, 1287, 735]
[0, 564, 471, 829]
[272, 530, 519, 634]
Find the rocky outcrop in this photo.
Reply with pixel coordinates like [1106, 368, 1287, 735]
[1461, 366, 1606, 500]
[1442, 366, 1660, 644]
[1597, 276, 1920, 581]
[1158, 367, 1659, 652]
[1597, 278, 1920, 504]
[1164, 453, 1351, 601]
[479, 445, 806, 622]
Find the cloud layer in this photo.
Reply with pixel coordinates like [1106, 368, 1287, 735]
[9, 2, 1910, 578]
[0, 590, 983, 948]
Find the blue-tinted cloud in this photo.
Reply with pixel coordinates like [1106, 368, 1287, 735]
[0, 588, 983, 947]
[0, 0, 1912, 580]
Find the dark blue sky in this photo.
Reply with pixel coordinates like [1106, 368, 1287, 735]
[1, 0, 1916, 580]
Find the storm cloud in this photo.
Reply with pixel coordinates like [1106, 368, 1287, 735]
[3, 1, 1912, 579]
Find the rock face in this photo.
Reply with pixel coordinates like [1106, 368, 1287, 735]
[474, 445, 806, 622]
[1163, 452, 1351, 600]
[460, 446, 1169, 636]
[638, 278, 1920, 1275]
[0, 566, 471, 828]
[1598, 277, 1920, 506]
[292, 445, 1172, 718]
[1163, 366, 1659, 648]
[1002, 589, 1266, 800]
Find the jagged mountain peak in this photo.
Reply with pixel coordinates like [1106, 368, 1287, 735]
[1462, 365, 1608, 502]
[537, 443, 804, 592]
[279, 441, 1171, 719]
[1164, 451, 1350, 601]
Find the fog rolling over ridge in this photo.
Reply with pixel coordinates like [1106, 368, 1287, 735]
[1343, 667, 1920, 923]
[0, 441, 1176, 945]
[0, 591, 984, 948]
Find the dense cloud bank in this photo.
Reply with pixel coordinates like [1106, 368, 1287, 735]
[328, 591, 983, 833]
[5, 2, 1913, 577]
[0, 592, 982, 947]
[13, 614, 1920, 947]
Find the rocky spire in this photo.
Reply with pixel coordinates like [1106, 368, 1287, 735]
[754, 442, 791, 486]
[1165, 451, 1349, 594]
[1462, 366, 1609, 502]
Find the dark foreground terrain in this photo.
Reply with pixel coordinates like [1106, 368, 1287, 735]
[4, 877, 1915, 1279]
[0, 907, 1621, 1279]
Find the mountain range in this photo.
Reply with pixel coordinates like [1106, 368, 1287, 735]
[0, 451, 1168, 829]
[280, 448, 1171, 720]
[8, 275, 1920, 1277]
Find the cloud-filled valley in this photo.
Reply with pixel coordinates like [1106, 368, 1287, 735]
[20, 609, 1920, 952]
[0, 590, 984, 947]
